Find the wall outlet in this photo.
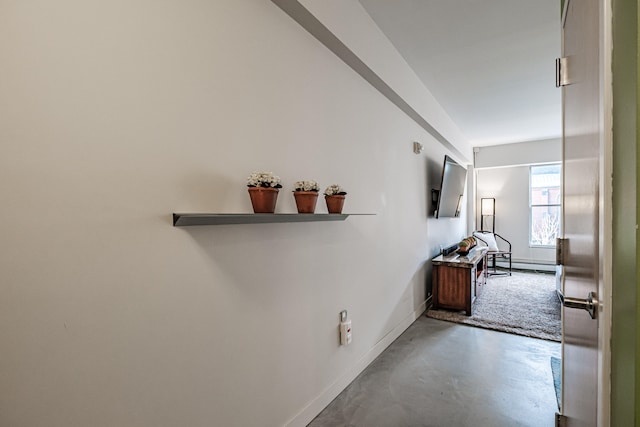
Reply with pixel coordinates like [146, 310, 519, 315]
[339, 310, 351, 345]
[340, 319, 352, 346]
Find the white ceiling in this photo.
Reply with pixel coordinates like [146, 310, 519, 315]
[358, 0, 562, 147]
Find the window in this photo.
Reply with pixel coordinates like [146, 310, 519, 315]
[530, 164, 561, 247]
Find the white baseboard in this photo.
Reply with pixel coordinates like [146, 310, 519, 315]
[491, 259, 556, 273]
[285, 300, 428, 427]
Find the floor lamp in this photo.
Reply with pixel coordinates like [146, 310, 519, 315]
[480, 198, 495, 232]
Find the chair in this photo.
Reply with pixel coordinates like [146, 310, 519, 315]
[473, 230, 512, 276]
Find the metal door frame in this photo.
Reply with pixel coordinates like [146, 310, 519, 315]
[596, 0, 613, 424]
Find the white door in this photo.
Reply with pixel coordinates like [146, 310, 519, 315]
[559, 0, 603, 425]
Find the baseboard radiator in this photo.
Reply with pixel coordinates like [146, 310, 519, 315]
[491, 258, 556, 273]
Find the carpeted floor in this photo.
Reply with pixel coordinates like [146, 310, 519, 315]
[426, 270, 561, 342]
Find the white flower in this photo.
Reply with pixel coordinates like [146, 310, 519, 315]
[294, 180, 320, 192]
[324, 184, 347, 196]
[247, 171, 282, 188]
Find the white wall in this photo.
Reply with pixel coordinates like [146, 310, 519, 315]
[0, 1, 467, 426]
[475, 138, 561, 168]
[299, 0, 473, 163]
[475, 139, 562, 266]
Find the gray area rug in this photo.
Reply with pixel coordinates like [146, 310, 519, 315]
[426, 271, 561, 342]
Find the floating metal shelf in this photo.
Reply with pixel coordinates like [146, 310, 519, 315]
[173, 213, 373, 226]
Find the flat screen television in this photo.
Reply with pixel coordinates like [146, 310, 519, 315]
[435, 155, 467, 218]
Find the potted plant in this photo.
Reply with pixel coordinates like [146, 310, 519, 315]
[293, 180, 320, 214]
[247, 171, 282, 213]
[324, 184, 347, 214]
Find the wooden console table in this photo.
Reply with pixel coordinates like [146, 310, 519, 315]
[432, 247, 488, 316]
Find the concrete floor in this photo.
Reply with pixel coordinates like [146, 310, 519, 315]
[308, 316, 561, 427]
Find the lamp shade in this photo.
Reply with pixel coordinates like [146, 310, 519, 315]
[481, 198, 495, 216]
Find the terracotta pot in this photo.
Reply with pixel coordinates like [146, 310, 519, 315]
[325, 194, 346, 214]
[248, 187, 279, 213]
[293, 191, 319, 214]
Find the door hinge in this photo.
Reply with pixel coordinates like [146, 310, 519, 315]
[556, 57, 571, 87]
[556, 238, 568, 265]
[556, 413, 567, 427]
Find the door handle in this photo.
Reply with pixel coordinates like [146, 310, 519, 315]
[561, 291, 598, 319]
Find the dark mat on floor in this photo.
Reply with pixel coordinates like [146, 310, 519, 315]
[551, 356, 562, 411]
